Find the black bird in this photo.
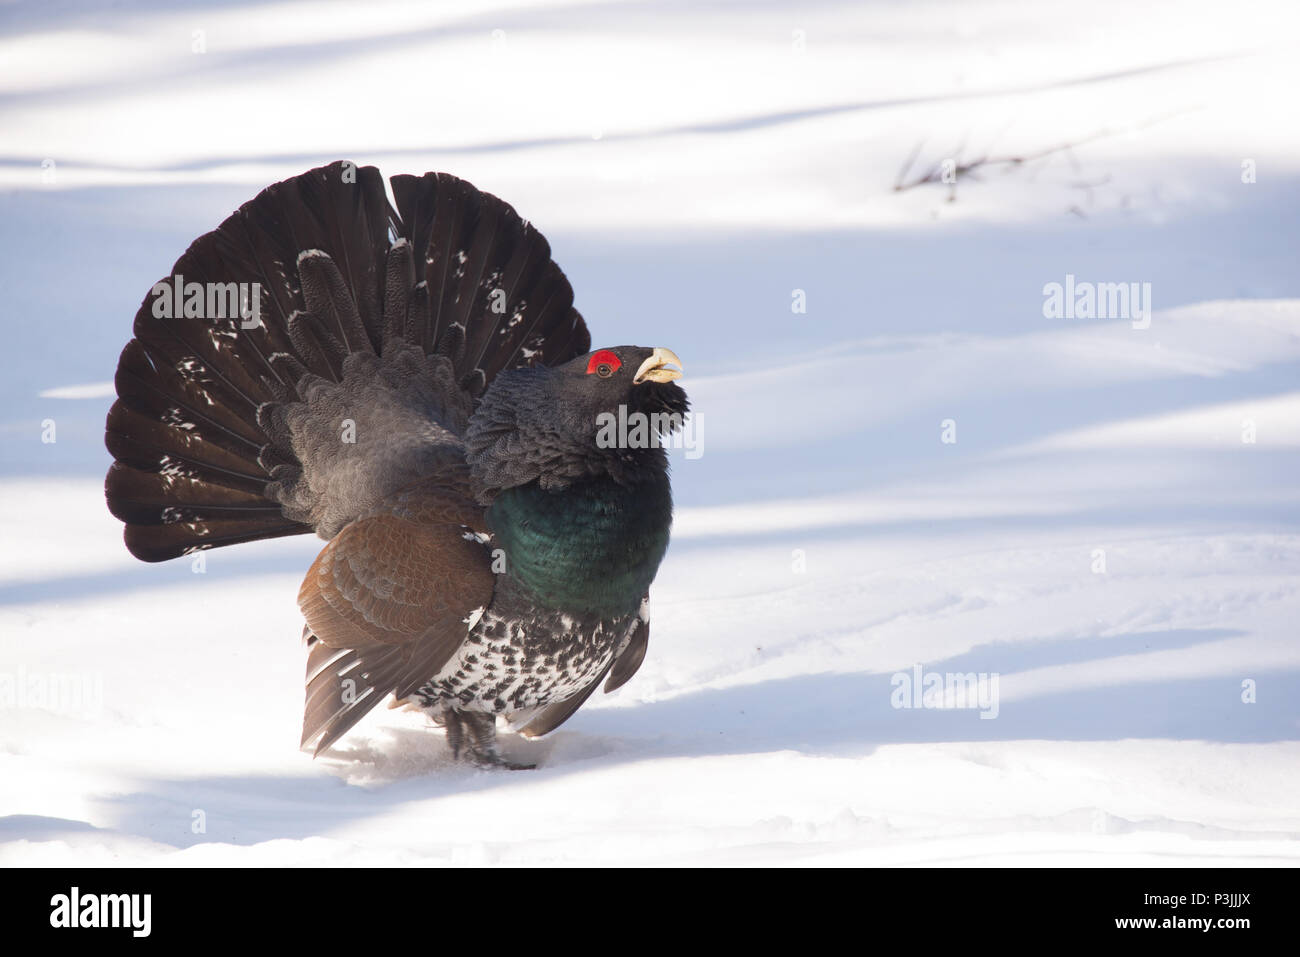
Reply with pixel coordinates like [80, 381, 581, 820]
[104, 162, 687, 768]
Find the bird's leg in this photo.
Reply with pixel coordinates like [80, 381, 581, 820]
[447, 709, 536, 770]
[443, 708, 467, 760]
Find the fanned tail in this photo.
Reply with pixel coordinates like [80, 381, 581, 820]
[105, 161, 590, 561]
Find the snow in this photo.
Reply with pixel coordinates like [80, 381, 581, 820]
[2, 0, 1299, 865]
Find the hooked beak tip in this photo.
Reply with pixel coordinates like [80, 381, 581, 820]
[633, 347, 683, 385]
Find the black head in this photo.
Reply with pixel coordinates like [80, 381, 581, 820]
[551, 345, 688, 420]
[465, 345, 689, 498]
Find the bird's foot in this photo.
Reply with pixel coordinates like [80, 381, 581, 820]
[467, 750, 537, 771]
[443, 708, 536, 770]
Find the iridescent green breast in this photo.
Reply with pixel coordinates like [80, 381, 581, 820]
[487, 474, 673, 617]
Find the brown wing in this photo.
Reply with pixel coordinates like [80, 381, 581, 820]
[516, 615, 650, 739]
[298, 476, 494, 755]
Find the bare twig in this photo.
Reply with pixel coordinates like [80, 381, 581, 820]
[891, 111, 1190, 195]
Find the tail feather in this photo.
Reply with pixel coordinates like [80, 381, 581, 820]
[105, 463, 286, 524]
[389, 171, 590, 390]
[284, 308, 343, 382]
[110, 340, 266, 455]
[123, 510, 311, 563]
[105, 407, 269, 491]
[381, 239, 417, 348]
[106, 161, 590, 561]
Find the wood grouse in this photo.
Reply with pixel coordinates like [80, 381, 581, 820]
[103, 162, 687, 769]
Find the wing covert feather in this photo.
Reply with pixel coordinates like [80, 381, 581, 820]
[297, 477, 495, 753]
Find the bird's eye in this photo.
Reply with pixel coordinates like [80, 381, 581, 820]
[585, 349, 622, 377]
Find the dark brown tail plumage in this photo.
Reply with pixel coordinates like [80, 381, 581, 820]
[105, 161, 590, 560]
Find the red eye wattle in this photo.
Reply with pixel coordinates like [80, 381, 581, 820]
[585, 350, 621, 377]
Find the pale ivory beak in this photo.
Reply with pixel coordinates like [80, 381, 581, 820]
[633, 347, 684, 384]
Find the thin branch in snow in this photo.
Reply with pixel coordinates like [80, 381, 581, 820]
[891, 111, 1192, 198]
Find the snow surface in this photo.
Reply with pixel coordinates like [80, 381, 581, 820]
[1, 0, 1298, 865]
